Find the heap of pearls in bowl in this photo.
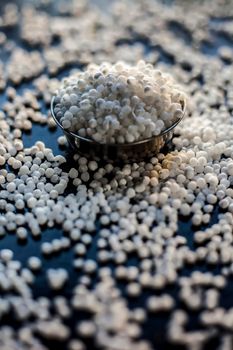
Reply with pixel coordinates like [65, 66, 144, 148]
[53, 61, 186, 144]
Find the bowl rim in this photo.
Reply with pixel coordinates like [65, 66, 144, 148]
[51, 96, 186, 148]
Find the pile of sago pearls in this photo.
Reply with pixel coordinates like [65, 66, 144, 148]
[1, 0, 233, 350]
[54, 61, 185, 143]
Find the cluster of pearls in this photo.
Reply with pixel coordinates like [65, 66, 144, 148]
[54, 61, 185, 143]
[7, 48, 45, 85]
